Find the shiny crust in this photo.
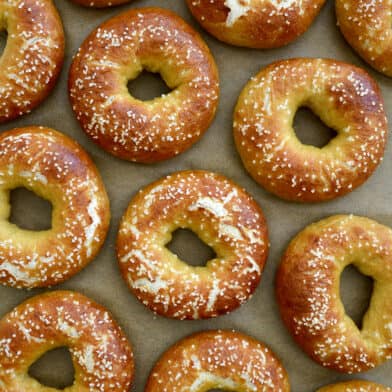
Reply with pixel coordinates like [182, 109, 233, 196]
[0, 0, 64, 123]
[0, 291, 134, 392]
[336, 0, 392, 77]
[69, 7, 219, 163]
[234, 58, 388, 202]
[186, 0, 326, 48]
[318, 380, 392, 392]
[70, 0, 130, 8]
[0, 127, 110, 289]
[276, 215, 392, 373]
[145, 330, 290, 391]
[117, 170, 268, 319]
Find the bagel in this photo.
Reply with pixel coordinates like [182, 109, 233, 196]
[317, 381, 392, 392]
[145, 330, 290, 391]
[70, 0, 130, 8]
[117, 170, 268, 319]
[0, 291, 134, 392]
[186, 0, 326, 48]
[276, 215, 392, 373]
[0, 127, 110, 289]
[234, 58, 388, 202]
[69, 7, 219, 163]
[0, 0, 64, 123]
[336, 0, 392, 77]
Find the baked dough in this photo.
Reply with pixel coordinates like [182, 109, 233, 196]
[234, 58, 388, 202]
[277, 215, 392, 373]
[69, 7, 219, 163]
[117, 170, 268, 319]
[0, 127, 110, 288]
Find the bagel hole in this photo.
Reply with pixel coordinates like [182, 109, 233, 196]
[166, 229, 216, 267]
[293, 107, 337, 148]
[28, 347, 75, 389]
[340, 265, 374, 330]
[9, 188, 52, 231]
[127, 71, 172, 101]
[0, 30, 7, 56]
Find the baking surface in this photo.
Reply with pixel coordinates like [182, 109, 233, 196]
[0, 0, 391, 391]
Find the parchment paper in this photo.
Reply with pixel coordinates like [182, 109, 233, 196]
[0, 0, 391, 391]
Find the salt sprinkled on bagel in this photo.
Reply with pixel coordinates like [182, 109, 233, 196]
[69, 7, 219, 163]
[145, 330, 290, 391]
[186, 0, 326, 48]
[0, 291, 134, 391]
[234, 58, 388, 202]
[70, 0, 130, 9]
[0, 127, 110, 289]
[336, 0, 392, 77]
[0, 0, 64, 123]
[276, 215, 392, 373]
[117, 170, 268, 319]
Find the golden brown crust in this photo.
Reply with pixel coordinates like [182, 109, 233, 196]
[234, 58, 388, 202]
[0, 0, 64, 123]
[116, 170, 268, 319]
[336, 0, 392, 77]
[317, 380, 392, 392]
[186, 0, 326, 48]
[69, 7, 219, 163]
[70, 0, 130, 8]
[145, 330, 290, 391]
[0, 290, 134, 392]
[0, 127, 110, 289]
[276, 215, 392, 373]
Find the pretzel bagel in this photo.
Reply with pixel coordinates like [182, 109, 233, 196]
[186, 0, 326, 48]
[0, 291, 134, 392]
[0, 127, 110, 289]
[0, 0, 64, 123]
[317, 381, 392, 392]
[145, 330, 290, 391]
[69, 8, 219, 163]
[117, 170, 268, 319]
[70, 0, 130, 8]
[276, 215, 392, 373]
[234, 58, 388, 202]
[336, 0, 392, 77]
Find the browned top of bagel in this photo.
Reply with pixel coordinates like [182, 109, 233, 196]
[234, 58, 388, 202]
[0, 127, 110, 288]
[117, 170, 268, 319]
[70, 0, 130, 8]
[69, 7, 219, 163]
[0, 290, 134, 392]
[318, 381, 392, 392]
[0, 0, 64, 123]
[276, 215, 392, 373]
[186, 0, 326, 48]
[336, 0, 392, 77]
[145, 330, 290, 391]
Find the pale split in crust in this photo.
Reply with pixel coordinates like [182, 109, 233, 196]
[0, 127, 110, 289]
[0, 291, 134, 392]
[234, 58, 388, 202]
[276, 215, 392, 373]
[186, 0, 326, 48]
[145, 330, 290, 391]
[117, 170, 269, 320]
[317, 380, 392, 392]
[69, 7, 219, 163]
[336, 0, 392, 77]
[0, 0, 64, 123]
